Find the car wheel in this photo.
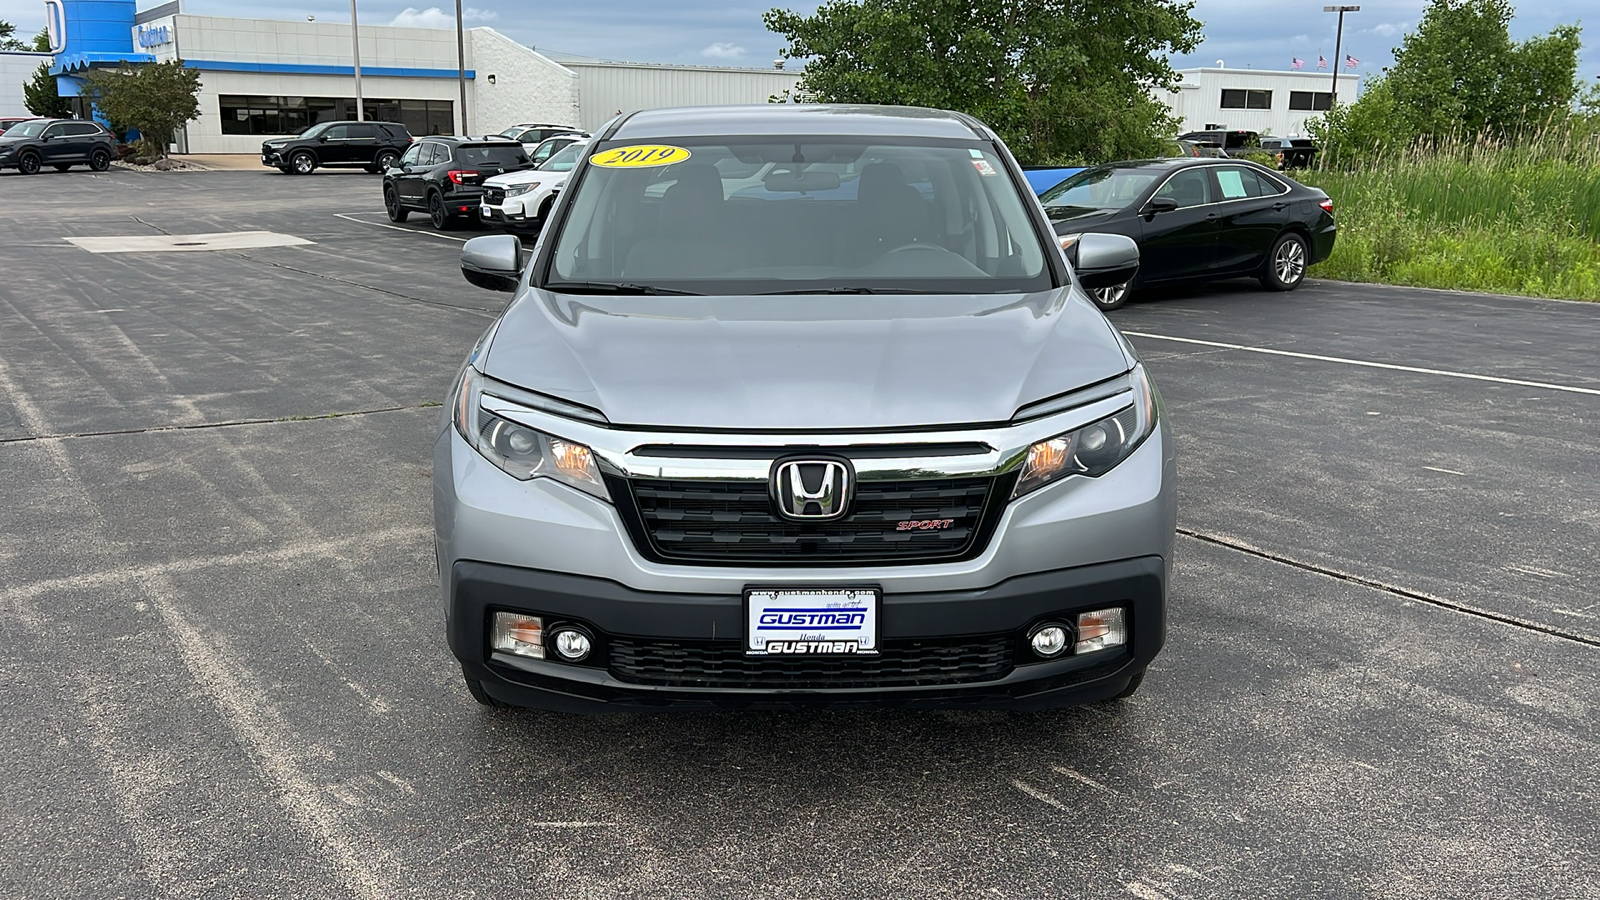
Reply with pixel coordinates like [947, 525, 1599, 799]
[53, 163, 73, 172]
[429, 192, 454, 230]
[1260, 232, 1308, 291]
[375, 150, 399, 172]
[89, 149, 111, 171]
[17, 153, 41, 175]
[384, 185, 409, 223]
[1089, 282, 1131, 311]
[290, 151, 316, 175]
[462, 668, 508, 708]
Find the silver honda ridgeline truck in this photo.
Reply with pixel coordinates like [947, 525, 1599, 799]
[436, 105, 1176, 711]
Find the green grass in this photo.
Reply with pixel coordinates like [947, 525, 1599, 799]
[1298, 134, 1600, 301]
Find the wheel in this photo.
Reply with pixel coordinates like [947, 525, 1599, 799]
[374, 150, 399, 172]
[1100, 669, 1146, 702]
[53, 163, 73, 172]
[17, 153, 41, 175]
[89, 149, 111, 171]
[429, 192, 454, 230]
[1088, 282, 1130, 311]
[462, 668, 508, 708]
[1260, 232, 1308, 291]
[289, 151, 316, 175]
[384, 185, 409, 223]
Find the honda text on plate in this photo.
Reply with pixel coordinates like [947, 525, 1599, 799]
[436, 105, 1176, 712]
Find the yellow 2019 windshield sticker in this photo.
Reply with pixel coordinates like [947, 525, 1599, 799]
[590, 145, 692, 168]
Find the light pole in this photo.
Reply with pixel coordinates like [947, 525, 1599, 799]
[350, 0, 365, 121]
[455, 0, 468, 134]
[1324, 5, 1359, 105]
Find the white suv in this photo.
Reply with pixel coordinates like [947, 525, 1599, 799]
[479, 138, 589, 233]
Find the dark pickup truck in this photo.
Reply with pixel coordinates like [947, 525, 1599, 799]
[1255, 137, 1319, 169]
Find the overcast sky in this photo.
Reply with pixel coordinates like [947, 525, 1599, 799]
[4, 0, 1596, 87]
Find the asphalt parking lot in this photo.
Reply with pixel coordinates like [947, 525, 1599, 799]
[2, 166, 1597, 899]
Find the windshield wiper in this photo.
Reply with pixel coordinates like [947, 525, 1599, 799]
[543, 281, 704, 296]
[757, 286, 925, 295]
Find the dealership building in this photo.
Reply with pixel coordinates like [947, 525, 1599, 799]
[1159, 67, 1361, 138]
[21, 0, 800, 154]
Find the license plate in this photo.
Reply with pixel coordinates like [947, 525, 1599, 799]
[745, 588, 879, 656]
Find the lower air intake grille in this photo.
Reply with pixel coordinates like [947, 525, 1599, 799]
[609, 636, 1013, 689]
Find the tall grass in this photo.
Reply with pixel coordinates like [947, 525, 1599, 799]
[1298, 129, 1600, 301]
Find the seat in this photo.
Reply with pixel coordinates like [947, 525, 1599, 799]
[842, 162, 931, 265]
[623, 164, 743, 279]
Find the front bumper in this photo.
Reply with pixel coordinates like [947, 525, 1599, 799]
[453, 556, 1164, 711]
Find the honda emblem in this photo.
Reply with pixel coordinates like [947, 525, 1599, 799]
[773, 460, 851, 520]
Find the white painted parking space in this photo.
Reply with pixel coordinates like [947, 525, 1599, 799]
[66, 231, 313, 253]
[333, 212, 472, 243]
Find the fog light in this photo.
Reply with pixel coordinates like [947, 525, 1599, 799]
[1029, 624, 1069, 659]
[551, 627, 592, 662]
[1075, 608, 1126, 654]
[491, 612, 544, 659]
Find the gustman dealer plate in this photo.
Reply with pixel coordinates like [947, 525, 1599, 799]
[745, 588, 879, 656]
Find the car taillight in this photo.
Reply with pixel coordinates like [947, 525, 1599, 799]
[1319, 198, 1334, 214]
[447, 170, 479, 184]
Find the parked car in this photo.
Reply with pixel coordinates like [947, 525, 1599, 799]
[479, 138, 590, 233]
[0, 118, 116, 174]
[261, 120, 412, 175]
[524, 133, 586, 168]
[440, 104, 1173, 713]
[1256, 137, 1319, 169]
[383, 135, 533, 230]
[1177, 130, 1260, 158]
[0, 117, 38, 135]
[1161, 139, 1204, 158]
[1040, 157, 1336, 309]
[499, 123, 586, 155]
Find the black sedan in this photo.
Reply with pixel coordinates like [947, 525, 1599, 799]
[1041, 158, 1336, 310]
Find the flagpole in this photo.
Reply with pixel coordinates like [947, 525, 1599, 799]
[1324, 5, 1359, 105]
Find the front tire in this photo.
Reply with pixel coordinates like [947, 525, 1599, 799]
[1260, 232, 1308, 291]
[374, 150, 399, 172]
[463, 668, 508, 708]
[18, 153, 41, 175]
[384, 185, 409, 223]
[1089, 282, 1130, 311]
[289, 151, 316, 175]
[429, 192, 454, 230]
[89, 149, 111, 171]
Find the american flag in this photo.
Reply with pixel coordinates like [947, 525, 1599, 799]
[1318, 55, 1328, 69]
[1291, 57, 1304, 70]
[1345, 54, 1359, 68]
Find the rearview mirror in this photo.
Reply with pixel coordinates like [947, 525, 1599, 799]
[461, 235, 526, 293]
[764, 170, 842, 193]
[1072, 233, 1140, 290]
[1141, 196, 1178, 217]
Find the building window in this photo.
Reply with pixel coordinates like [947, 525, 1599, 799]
[1220, 89, 1273, 110]
[1289, 90, 1333, 111]
[219, 95, 452, 135]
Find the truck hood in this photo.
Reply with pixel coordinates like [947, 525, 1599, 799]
[486, 168, 573, 188]
[481, 289, 1132, 431]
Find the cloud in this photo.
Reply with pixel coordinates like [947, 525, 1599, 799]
[389, 7, 497, 28]
[1368, 22, 1405, 37]
[701, 42, 746, 60]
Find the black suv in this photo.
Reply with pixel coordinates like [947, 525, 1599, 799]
[382, 136, 532, 230]
[0, 118, 116, 174]
[1256, 137, 1319, 169]
[262, 120, 413, 175]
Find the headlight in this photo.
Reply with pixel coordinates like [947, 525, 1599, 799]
[505, 183, 538, 197]
[1012, 363, 1159, 497]
[450, 367, 609, 501]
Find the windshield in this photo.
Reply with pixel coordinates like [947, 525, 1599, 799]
[300, 122, 331, 139]
[498, 126, 524, 137]
[540, 142, 587, 172]
[457, 144, 531, 167]
[545, 137, 1053, 295]
[6, 120, 49, 138]
[1040, 167, 1158, 221]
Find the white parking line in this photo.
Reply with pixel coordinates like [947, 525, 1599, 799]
[333, 212, 471, 243]
[1123, 331, 1600, 397]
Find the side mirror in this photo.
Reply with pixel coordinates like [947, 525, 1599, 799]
[318, 135, 329, 143]
[1141, 196, 1178, 217]
[1072, 233, 1140, 290]
[40, 133, 54, 142]
[461, 235, 526, 293]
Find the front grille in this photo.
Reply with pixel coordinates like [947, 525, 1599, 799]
[483, 187, 505, 205]
[610, 636, 1013, 689]
[613, 474, 1008, 565]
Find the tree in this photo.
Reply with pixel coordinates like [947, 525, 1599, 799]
[31, 27, 51, 53]
[23, 62, 72, 118]
[764, 0, 1202, 165]
[83, 61, 202, 159]
[0, 19, 27, 51]
[1384, 0, 1582, 141]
